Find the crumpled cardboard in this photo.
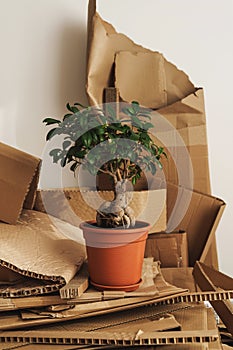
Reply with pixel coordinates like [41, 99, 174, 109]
[0, 210, 86, 296]
[0, 142, 41, 224]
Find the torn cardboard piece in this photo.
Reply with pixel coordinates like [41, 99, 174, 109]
[0, 142, 41, 224]
[86, 11, 195, 108]
[145, 231, 188, 268]
[193, 261, 233, 336]
[0, 210, 86, 296]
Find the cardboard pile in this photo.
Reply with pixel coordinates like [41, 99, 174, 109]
[0, 0, 233, 348]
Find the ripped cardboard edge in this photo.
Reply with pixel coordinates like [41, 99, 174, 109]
[86, 2, 195, 108]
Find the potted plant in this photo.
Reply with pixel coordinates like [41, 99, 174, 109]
[43, 101, 166, 291]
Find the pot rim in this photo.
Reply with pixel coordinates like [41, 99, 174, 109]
[80, 220, 151, 234]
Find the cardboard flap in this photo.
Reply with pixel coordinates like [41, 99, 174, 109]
[193, 261, 233, 336]
[167, 183, 225, 267]
[0, 142, 41, 224]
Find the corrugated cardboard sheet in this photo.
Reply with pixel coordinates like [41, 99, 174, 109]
[0, 210, 86, 296]
[0, 260, 188, 330]
[0, 142, 41, 224]
[0, 303, 219, 347]
[193, 262, 233, 336]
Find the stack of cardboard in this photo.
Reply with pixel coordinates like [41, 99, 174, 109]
[0, 1, 233, 348]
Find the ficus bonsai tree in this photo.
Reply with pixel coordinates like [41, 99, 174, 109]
[43, 101, 166, 229]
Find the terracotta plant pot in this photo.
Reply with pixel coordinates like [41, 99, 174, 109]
[80, 221, 150, 292]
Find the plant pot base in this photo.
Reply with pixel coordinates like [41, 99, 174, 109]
[90, 278, 142, 292]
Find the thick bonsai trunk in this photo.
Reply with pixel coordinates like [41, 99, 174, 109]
[96, 180, 135, 228]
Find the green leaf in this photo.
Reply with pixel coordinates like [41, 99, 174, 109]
[82, 132, 92, 148]
[62, 140, 71, 150]
[143, 122, 154, 130]
[122, 107, 135, 116]
[66, 103, 79, 114]
[46, 128, 58, 141]
[63, 113, 73, 120]
[132, 176, 137, 185]
[43, 118, 60, 125]
[131, 101, 140, 113]
[74, 102, 87, 108]
[131, 115, 143, 129]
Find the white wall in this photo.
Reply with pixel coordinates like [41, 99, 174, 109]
[0, 0, 232, 276]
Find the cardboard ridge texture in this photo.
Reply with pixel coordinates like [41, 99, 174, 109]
[0, 304, 219, 346]
[0, 142, 41, 224]
[193, 261, 233, 336]
[0, 210, 86, 296]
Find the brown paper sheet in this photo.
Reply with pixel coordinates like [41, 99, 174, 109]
[0, 210, 86, 296]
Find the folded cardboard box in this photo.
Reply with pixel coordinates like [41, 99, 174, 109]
[0, 142, 41, 224]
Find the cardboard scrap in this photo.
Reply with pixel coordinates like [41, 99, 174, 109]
[0, 142, 41, 224]
[86, 11, 195, 108]
[0, 210, 86, 296]
[145, 231, 188, 267]
[59, 262, 89, 299]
